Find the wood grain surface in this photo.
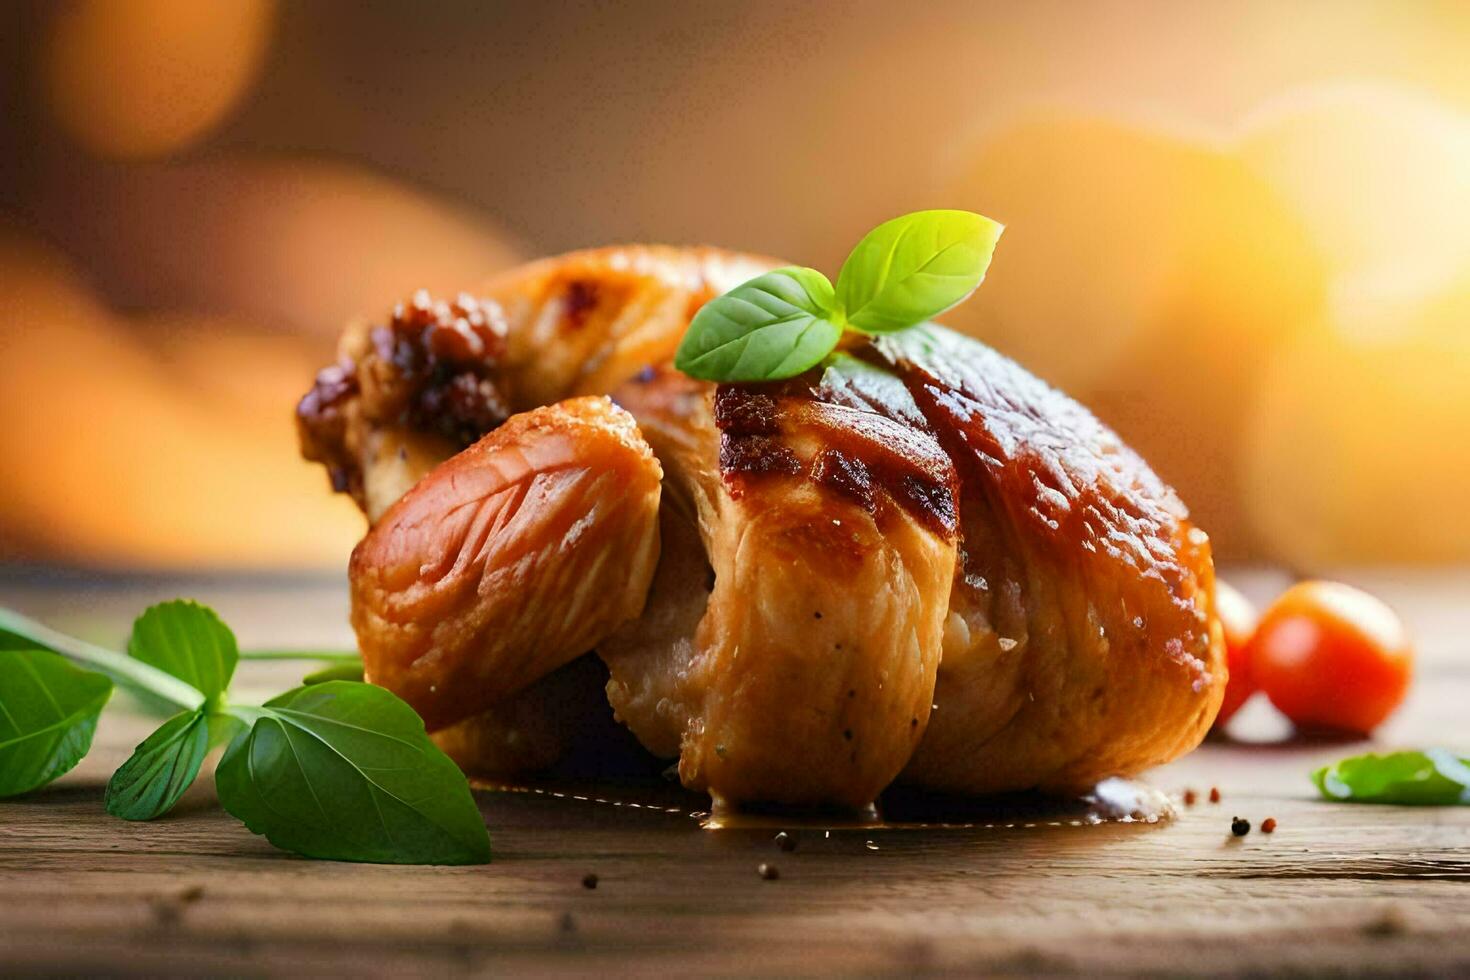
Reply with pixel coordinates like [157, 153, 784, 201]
[2, 569, 1468, 977]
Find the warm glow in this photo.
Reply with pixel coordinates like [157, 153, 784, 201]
[942, 114, 1326, 554]
[0, 231, 364, 569]
[1244, 277, 1470, 565]
[31, 157, 524, 339]
[1238, 84, 1470, 306]
[5, 4, 1470, 569]
[44, 0, 275, 159]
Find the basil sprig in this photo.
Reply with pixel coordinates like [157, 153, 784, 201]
[0, 602, 489, 865]
[1313, 749, 1470, 806]
[218, 683, 490, 865]
[675, 209, 1003, 382]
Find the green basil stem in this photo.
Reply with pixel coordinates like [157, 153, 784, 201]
[0, 607, 203, 713]
[237, 650, 360, 663]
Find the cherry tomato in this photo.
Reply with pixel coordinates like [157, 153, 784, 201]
[1211, 580, 1257, 729]
[1247, 581, 1412, 735]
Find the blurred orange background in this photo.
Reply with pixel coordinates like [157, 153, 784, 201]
[0, 0, 1466, 571]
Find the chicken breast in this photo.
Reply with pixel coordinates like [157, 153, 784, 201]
[603, 369, 959, 809]
[350, 396, 662, 731]
[826, 327, 1224, 793]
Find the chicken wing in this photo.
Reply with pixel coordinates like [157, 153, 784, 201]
[350, 396, 662, 731]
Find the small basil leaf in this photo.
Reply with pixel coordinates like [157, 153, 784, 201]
[1313, 749, 1470, 805]
[105, 708, 210, 820]
[674, 266, 841, 381]
[0, 649, 113, 797]
[216, 682, 490, 865]
[836, 209, 1003, 333]
[129, 601, 238, 704]
[303, 661, 365, 685]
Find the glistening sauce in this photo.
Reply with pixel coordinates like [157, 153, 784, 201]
[470, 775, 1176, 832]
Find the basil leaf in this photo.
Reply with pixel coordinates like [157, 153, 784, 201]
[674, 266, 841, 381]
[303, 661, 365, 685]
[129, 601, 238, 704]
[216, 682, 490, 865]
[1313, 749, 1470, 805]
[105, 708, 210, 820]
[836, 209, 1003, 333]
[0, 649, 113, 797]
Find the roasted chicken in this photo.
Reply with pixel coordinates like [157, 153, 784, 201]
[298, 245, 1225, 809]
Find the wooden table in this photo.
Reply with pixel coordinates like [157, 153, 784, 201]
[2, 569, 1468, 977]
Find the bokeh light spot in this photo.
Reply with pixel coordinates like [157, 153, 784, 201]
[44, 0, 276, 159]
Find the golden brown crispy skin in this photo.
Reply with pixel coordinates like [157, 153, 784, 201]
[350, 396, 662, 731]
[603, 369, 958, 809]
[868, 326, 1224, 794]
[487, 246, 776, 407]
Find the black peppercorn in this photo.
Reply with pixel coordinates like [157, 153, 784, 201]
[758, 863, 780, 881]
[582, 873, 598, 889]
[774, 831, 797, 852]
[1231, 816, 1251, 836]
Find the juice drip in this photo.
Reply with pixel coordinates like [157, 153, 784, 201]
[471, 774, 1176, 831]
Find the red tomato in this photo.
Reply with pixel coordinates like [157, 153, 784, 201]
[1211, 580, 1257, 729]
[1247, 581, 1412, 735]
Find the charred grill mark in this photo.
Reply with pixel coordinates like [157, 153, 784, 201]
[714, 386, 780, 435]
[719, 434, 802, 479]
[715, 386, 801, 488]
[898, 474, 958, 535]
[886, 335, 1190, 583]
[812, 449, 875, 513]
[561, 279, 599, 329]
[713, 375, 959, 536]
